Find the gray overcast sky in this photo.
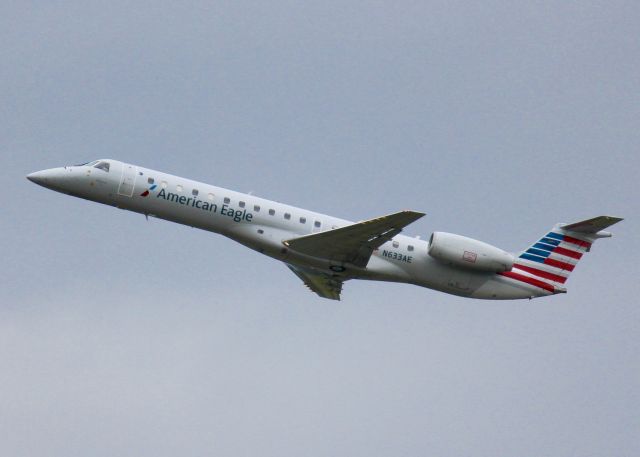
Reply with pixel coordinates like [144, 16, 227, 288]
[1, 1, 638, 456]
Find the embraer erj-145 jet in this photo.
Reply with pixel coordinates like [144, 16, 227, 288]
[28, 160, 622, 301]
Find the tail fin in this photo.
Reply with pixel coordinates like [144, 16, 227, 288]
[506, 216, 623, 294]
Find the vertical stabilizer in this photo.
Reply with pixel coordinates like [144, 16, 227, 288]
[502, 216, 623, 294]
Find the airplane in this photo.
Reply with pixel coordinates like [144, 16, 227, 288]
[27, 159, 622, 301]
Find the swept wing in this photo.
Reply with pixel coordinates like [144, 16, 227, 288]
[283, 210, 425, 267]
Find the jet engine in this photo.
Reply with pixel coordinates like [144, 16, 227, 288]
[428, 232, 514, 272]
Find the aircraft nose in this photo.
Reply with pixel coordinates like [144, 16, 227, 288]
[26, 168, 68, 190]
[27, 170, 49, 185]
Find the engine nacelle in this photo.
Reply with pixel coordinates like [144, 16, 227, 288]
[428, 232, 514, 273]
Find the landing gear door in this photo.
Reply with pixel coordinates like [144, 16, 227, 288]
[118, 164, 137, 197]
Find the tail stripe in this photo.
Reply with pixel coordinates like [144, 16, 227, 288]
[533, 242, 555, 252]
[526, 247, 550, 257]
[518, 255, 574, 272]
[543, 231, 591, 246]
[548, 251, 578, 265]
[513, 264, 567, 284]
[559, 244, 588, 254]
[499, 271, 555, 292]
[524, 246, 581, 262]
[518, 227, 587, 272]
[521, 231, 584, 264]
[517, 257, 569, 277]
[563, 235, 592, 249]
[553, 246, 582, 260]
[543, 258, 575, 271]
[520, 253, 546, 263]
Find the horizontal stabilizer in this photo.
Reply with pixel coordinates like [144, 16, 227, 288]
[561, 216, 623, 234]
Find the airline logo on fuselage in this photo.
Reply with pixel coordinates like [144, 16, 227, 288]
[140, 184, 157, 197]
[153, 188, 253, 223]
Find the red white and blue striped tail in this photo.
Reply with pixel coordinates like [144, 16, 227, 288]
[501, 216, 623, 295]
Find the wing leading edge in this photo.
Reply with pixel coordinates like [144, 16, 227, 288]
[283, 210, 425, 268]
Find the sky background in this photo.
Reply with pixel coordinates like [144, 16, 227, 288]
[1, 1, 638, 455]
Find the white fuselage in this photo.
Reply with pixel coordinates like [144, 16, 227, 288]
[27, 160, 550, 300]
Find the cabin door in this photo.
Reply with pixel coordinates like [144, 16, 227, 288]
[118, 164, 137, 197]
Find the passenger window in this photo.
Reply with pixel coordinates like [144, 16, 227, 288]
[192, 189, 199, 196]
[314, 221, 321, 228]
[408, 245, 414, 252]
[161, 181, 168, 189]
[392, 241, 399, 248]
[254, 205, 260, 212]
[284, 213, 291, 220]
[94, 162, 110, 172]
[207, 193, 215, 200]
[147, 177, 154, 184]
[300, 217, 306, 224]
[224, 197, 230, 204]
[239, 201, 245, 208]
[269, 209, 275, 216]
[176, 184, 183, 192]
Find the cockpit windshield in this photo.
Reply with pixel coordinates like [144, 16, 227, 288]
[94, 161, 110, 172]
[72, 160, 111, 171]
[75, 160, 100, 166]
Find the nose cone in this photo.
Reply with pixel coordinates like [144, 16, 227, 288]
[26, 168, 70, 192]
[27, 170, 49, 186]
